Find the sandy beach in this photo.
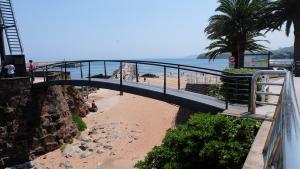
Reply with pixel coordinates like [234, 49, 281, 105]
[32, 88, 180, 169]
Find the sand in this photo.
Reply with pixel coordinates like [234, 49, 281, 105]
[32, 88, 180, 169]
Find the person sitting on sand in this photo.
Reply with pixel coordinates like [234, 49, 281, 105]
[89, 100, 98, 112]
[91, 100, 97, 108]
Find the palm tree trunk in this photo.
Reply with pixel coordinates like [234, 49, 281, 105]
[237, 34, 246, 68]
[294, 18, 300, 77]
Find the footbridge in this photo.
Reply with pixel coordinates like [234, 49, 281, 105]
[33, 60, 252, 113]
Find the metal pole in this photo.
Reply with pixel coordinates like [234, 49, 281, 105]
[64, 62, 67, 80]
[164, 66, 166, 94]
[88, 61, 91, 82]
[120, 61, 123, 95]
[177, 65, 180, 90]
[45, 66, 48, 82]
[268, 51, 271, 69]
[104, 61, 107, 78]
[225, 77, 229, 109]
[136, 62, 139, 83]
[247, 77, 252, 111]
[80, 62, 83, 79]
[43, 68, 46, 82]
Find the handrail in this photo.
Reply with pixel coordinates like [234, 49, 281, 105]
[35, 60, 252, 78]
[249, 70, 287, 114]
[35, 59, 253, 109]
[250, 70, 300, 169]
[35, 60, 251, 76]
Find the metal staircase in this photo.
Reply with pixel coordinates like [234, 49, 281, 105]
[0, 0, 23, 55]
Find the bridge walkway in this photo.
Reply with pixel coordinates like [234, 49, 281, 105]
[33, 78, 226, 113]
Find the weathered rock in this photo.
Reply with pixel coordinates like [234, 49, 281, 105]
[80, 152, 93, 159]
[103, 145, 112, 150]
[92, 165, 101, 169]
[0, 78, 84, 167]
[63, 145, 76, 158]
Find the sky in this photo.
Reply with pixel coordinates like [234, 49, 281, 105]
[12, 0, 294, 61]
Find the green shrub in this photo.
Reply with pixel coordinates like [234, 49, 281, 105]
[135, 113, 261, 169]
[208, 84, 225, 100]
[224, 68, 256, 75]
[72, 112, 87, 131]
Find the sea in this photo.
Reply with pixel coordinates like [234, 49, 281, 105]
[57, 58, 229, 79]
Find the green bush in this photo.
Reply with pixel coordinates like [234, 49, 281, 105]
[224, 68, 256, 75]
[72, 113, 87, 131]
[135, 113, 261, 169]
[208, 84, 225, 100]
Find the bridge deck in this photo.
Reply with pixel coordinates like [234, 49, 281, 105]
[33, 78, 226, 113]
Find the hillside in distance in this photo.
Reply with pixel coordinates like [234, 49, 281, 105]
[196, 46, 294, 59]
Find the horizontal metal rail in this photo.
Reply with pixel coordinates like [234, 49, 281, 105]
[256, 91, 281, 96]
[262, 71, 300, 169]
[249, 70, 287, 114]
[35, 60, 253, 110]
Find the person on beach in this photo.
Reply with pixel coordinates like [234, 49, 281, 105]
[91, 100, 97, 108]
[28, 60, 36, 82]
[89, 100, 98, 112]
[4, 63, 15, 78]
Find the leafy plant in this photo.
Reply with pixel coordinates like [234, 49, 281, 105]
[208, 84, 225, 100]
[72, 112, 87, 131]
[135, 113, 261, 169]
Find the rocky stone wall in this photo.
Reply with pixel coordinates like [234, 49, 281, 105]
[0, 78, 87, 167]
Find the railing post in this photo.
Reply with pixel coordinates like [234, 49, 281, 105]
[225, 77, 229, 109]
[45, 66, 48, 82]
[64, 62, 67, 80]
[247, 77, 252, 111]
[88, 61, 91, 82]
[249, 76, 257, 114]
[120, 61, 123, 95]
[43, 68, 46, 82]
[136, 62, 139, 83]
[177, 65, 180, 90]
[80, 62, 83, 79]
[104, 61, 107, 78]
[164, 66, 166, 94]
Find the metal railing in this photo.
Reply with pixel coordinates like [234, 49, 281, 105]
[35, 60, 253, 108]
[249, 70, 286, 114]
[250, 70, 300, 169]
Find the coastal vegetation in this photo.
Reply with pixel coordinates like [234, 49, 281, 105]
[205, 0, 300, 70]
[266, 0, 300, 70]
[72, 112, 87, 131]
[135, 113, 261, 169]
[205, 0, 269, 68]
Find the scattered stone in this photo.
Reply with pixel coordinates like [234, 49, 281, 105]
[80, 152, 93, 159]
[59, 160, 73, 169]
[92, 165, 101, 169]
[109, 152, 116, 156]
[103, 145, 112, 150]
[96, 143, 103, 147]
[95, 148, 104, 154]
[93, 138, 101, 143]
[81, 138, 92, 143]
[79, 142, 89, 151]
[63, 145, 76, 157]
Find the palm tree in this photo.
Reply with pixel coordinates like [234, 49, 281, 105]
[267, 0, 300, 76]
[205, 0, 269, 68]
[206, 33, 269, 68]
